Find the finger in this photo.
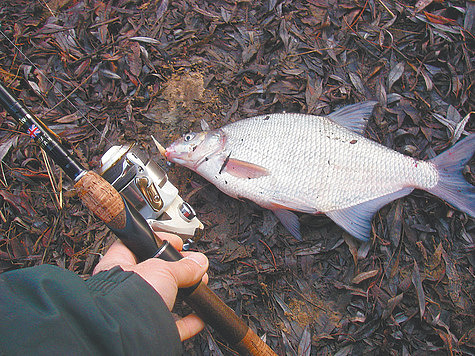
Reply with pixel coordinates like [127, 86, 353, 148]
[93, 240, 136, 274]
[175, 314, 206, 341]
[201, 272, 209, 285]
[153, 231, 184, 251]
[168, 251, 209, 288]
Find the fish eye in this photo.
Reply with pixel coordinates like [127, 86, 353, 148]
[183, 132, 195, 142]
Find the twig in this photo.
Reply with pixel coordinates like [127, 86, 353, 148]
[46, 70, 96, 115]
[378, 0, 396, 18]
[38, 0, 56, 17]
[41, 148, 62, 210]
[259, 239, 277, 269]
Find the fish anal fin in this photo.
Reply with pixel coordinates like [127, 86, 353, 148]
[272, 208, 302, 240]
[326, 187, 413, 241]
[224, 158, 270, 179]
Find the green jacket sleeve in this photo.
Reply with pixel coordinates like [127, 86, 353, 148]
[0, 265, 182, 356]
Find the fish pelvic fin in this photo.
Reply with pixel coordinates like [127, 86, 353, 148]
[326, 187, 413, 241]
[427, 134, 475, 217]
[268, 201, 319, 240]
[222, 158, 270, 179]
[272, 208, 302, 240]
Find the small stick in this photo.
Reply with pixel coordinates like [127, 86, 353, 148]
[377, 0, 395, 18]
[41, 148, 62, 210]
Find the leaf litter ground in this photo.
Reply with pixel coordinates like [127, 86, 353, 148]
[0, 1, 474, 354]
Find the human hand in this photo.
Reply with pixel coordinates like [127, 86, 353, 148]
[93, 232, 209, 341]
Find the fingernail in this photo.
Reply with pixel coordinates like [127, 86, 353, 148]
[184, 254, 207, 268]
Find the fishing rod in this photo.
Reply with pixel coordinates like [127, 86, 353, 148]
[0, 81, 276, 355]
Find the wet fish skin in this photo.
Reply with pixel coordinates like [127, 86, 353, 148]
[165, 102, 475, 241]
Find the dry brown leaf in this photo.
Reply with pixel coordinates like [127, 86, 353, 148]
[411, 259, 425, 319]
[415, 0, 433, 13]
[352, 269, 379, 284]
[388, 61, 405, 91]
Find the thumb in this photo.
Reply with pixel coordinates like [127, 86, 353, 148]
[169, 252, 209, 288]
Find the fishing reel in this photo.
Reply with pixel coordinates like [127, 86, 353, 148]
[97, 143, 203, 242]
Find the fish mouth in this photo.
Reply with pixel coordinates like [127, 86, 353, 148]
[164, 147, 182, 163]
[164, 147, 174, 161]
[164, 147, 198, 168]
[164, 146, 178, 162]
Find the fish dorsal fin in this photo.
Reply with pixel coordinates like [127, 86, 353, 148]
[223, 158, 270, 179]
[326, 187, 413, 241]
[201, 119, 210, 131]
[327, 101, 377, 135]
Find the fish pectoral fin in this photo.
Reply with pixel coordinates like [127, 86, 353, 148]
[326, 187, 413, 241]
[272, 208, 302, 240]
[224, 158, 270, 179]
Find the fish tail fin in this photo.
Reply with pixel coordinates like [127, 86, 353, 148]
[427, 134, 475, 217]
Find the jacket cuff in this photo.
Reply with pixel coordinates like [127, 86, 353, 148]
[86, 266, 182, 354]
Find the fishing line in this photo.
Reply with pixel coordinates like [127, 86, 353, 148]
[0, 25, 112, 145]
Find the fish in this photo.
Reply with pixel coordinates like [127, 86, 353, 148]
[165, 101, 475, 241]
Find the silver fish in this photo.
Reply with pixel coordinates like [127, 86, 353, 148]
[165, 102, 474, 241]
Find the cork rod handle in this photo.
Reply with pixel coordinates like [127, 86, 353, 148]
[74, 171, 277, 356]
[0, 81, 277, 355]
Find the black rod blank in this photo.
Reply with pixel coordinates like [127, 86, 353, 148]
[0, 82, 85, 181]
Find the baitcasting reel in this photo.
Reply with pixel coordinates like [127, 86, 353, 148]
[98, 143, 203, 242]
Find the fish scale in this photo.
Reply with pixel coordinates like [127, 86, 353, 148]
[221, 114, 437, 212]
[165, 101, 474, 241]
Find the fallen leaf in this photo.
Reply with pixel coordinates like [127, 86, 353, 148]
[415, 0, 433, 13]
[441, 250, 466, 310]
[424, 11, 457, 25]
[298, 326, 312, 356]
[127, 41, 142, 77]
[411, 259, 425, 319]
[0, 136, 17, 163]
[130, 36, 161, 45]
[348, 72, 365, 95]
[388, 61, 405, 91]
[352, 269, 379, 284]
[382, 293, 404, 319]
